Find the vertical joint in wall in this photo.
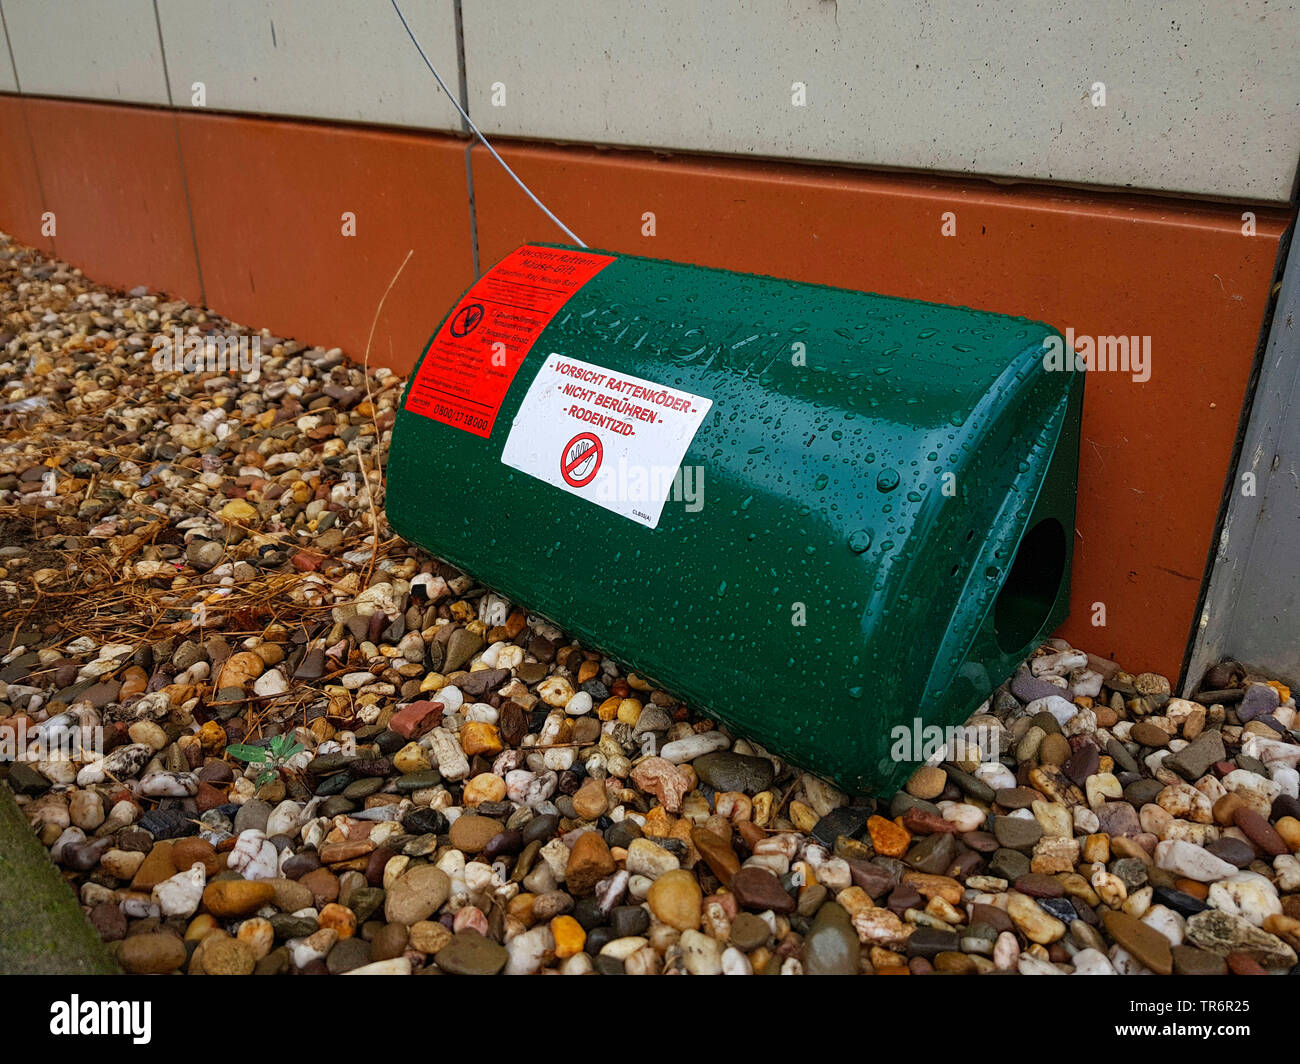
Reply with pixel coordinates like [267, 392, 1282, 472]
[453, 0, 479, 277]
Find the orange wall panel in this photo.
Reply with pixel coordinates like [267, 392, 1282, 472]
[0, 97, 1288, 681]
[176, 113, 474, 367]
[470, 143, 1292, 678]
[20, 97, 200, 302]
[0, 95, 52, 255]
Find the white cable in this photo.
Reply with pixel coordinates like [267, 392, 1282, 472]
[390, 0, 587, 248]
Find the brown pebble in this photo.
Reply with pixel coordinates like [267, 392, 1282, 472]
[690, 826, 740, 886]
[933, 951, 976, 973]
[1232, 807, 1289, 856]
[203, 880, 275, 919]
[172, 838, 220, 877]
[994, 787, 1041, 810]
[565, 831, 616, 896]
[196, 781, 228, 812]
[370, 922, 409, 961]
[1013, 873, 1064, 898]
[299, 867, 341, 906]
[1213, 792, 1247, 825]
[1038, 733, 1071, 765]
[1102, 910, 1173, 975]
[905, 765, 947, 800]
[971, 902, 1014, 934]
[1226, 951, 1268, 975]
[129, 842, 177, 890]
[118, 931, 187, 974]
[448, 814, 504, 853]
[201, 936, 256, 975]
[1171, 944, 1227, 975]
[1110, 836, 1155, 862]
[1130, 722, 1170, 748]
[902, 807, 959, 835]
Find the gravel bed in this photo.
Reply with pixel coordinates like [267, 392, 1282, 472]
[1, 232, 1297, 976]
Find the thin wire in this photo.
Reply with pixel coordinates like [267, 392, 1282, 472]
[390, 0, 587, 248]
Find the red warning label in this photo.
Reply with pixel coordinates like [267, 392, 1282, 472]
[403, 245, 616, 437]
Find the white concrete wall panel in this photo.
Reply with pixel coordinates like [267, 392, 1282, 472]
[0, 7, 19, 94]
[2, 0, 168, 103]
[462, 0, 1300, 202]
[3, 1, 1296, 200]
[155, 0, 461, 130]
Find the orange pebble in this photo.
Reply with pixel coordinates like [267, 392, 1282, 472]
[318, 902, 357, 939]
[866, 814, 911, 858]
[551, 915, 586, 958]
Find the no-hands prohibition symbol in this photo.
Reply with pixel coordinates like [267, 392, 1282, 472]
[560, 432, 603, 488]
[449, 302, 485, 338]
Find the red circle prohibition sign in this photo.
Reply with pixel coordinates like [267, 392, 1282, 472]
[560, 432, 603, 487]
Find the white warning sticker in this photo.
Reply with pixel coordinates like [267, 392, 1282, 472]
[500, 354, 712, 528]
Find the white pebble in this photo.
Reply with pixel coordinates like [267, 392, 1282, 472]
[505, 926, 553, 975]
[1271, 765, 1299, 799]
[1154, 840, 1237, 883]
[1141, 903, 1185, 946]
[1018, 954, 1065, 975]
[974, 761, 1017, 791]
[465, 702, 498, 724]
[1206, 872, 1281, 926]
[659, 731, 730, 763]
[1070, 948, 1116, 974]
[1032, 650, 1088, 677]
[939, 801, 985, 833]
[227, 828, 278, 880]
[435, 685, 464, 713]
[137, 771, 198, 797]
[1109, 946, 1150, 975]
[253, 669, 289, 697]
[993, 930, 1019, 970]
[680, 929, 723, 975]
[563, 692, 593, 716]
[153, 864, 205, 918]
[1024, 695, 1079, 726]
[1275, 855, 1300, 891]
[266, 800, 304, 837]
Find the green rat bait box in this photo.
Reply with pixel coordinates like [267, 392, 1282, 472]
[387, 244, 1084, 795]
